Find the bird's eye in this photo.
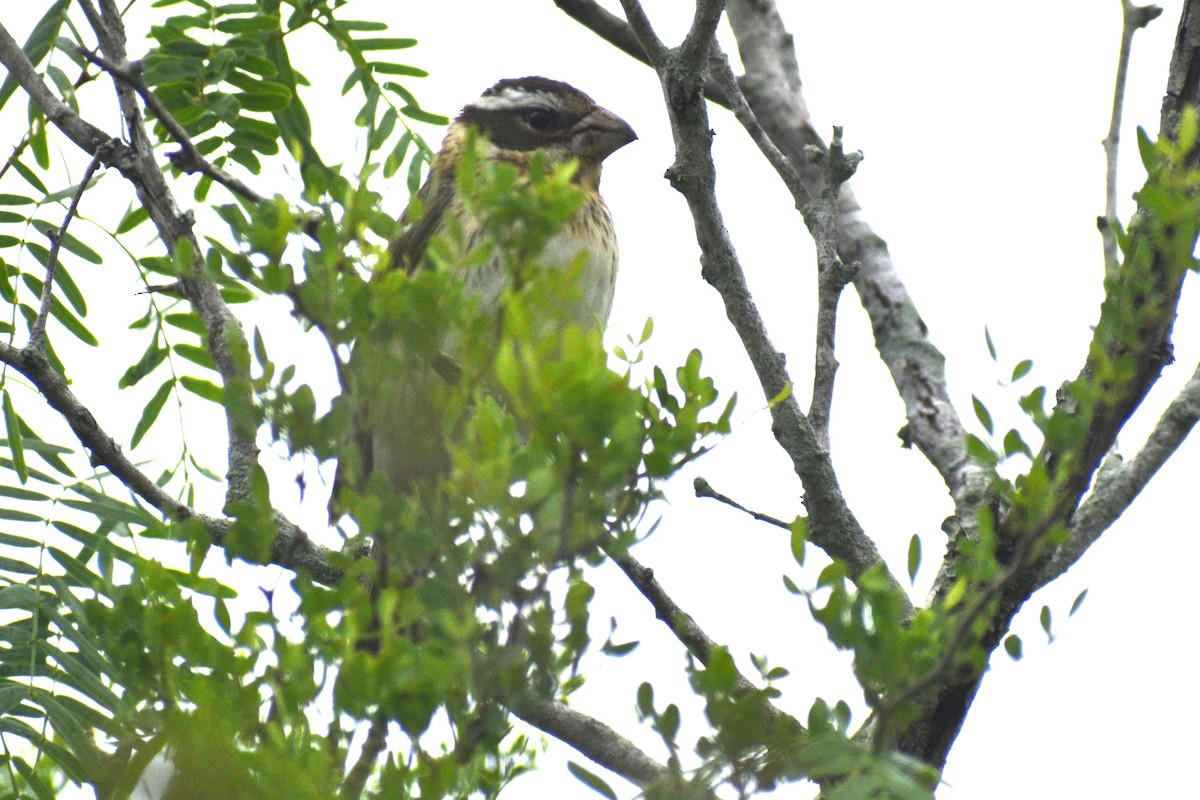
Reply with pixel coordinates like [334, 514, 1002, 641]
[521, 107, 558, 131]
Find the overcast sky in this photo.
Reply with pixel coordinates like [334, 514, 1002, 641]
[4, 2, 1199, 798]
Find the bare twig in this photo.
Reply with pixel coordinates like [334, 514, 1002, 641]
[78, 48, 267, 205]
[30, 151, 107, 349]
[693, 476, 790, 529]
[1102, 1, 1164, 278]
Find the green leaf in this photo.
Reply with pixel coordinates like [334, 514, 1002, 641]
[116, 205, 150, 234]
[119, 339, 168, 388]
[635, 682, 654, 718]
[355, 37, 419, 51]
[3, 390, 28, 484]
[235, 82, 293, 112]
[1003, 634, 1022, 660]
[1039, 604, 1054, 642]
[943, 577, 967, 610]
[1136, 126, 1155, 170]
[399, 104, 449, 125]
[173, 343, 216, 370]
[1178, 106, 1198, 155]
[1069, 588, 1088, 617]
[1002, 429, 1033, 460]
[12, 756, 57, 800]
[906, 533, 921, 584]
[370, 62, 429, 78]
[567, 762, 617, 800]
[215, 14, 280, 34]
[1011, 359, 1033, 382]
[984, 326, 996, 361]
[131, 378, 174, 448]
[164, 312, 206, 335]
[789, 516, 807, 565]
[11, 158, 49, 194]
[971, 395, 993, 435]
[768, 380, 793, 408]
[180, 376, 224, 404]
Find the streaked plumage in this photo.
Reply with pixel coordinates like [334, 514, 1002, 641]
[345, 77, 636, 496]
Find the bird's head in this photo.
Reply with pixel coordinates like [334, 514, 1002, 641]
[452, 76, 636, 189]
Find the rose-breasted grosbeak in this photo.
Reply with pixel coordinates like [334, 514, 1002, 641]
[344, 77, 636, 496]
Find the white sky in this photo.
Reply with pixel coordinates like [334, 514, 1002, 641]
[3, 2, 1199, 799]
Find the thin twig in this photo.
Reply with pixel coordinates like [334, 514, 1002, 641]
[693, 476, 791, 529]
[78, 48, 266, 204]
[30, 152, 107, 349]
[554, 0, 729, 106]
[1102, 1, 1164, 278]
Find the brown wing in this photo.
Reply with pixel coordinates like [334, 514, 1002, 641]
[387, 160, 456, 275]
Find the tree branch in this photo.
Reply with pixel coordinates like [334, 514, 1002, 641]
[70, 9, 263, 512]
[612, 0, 908, 604]
[0, 340, 341, 584]
[896, 0, 1200, 769]
[0, 18, 339, 586]
[607, 544, 800, 739]
[1039, 359, 1200, 587]
[507, 691, 672, 789]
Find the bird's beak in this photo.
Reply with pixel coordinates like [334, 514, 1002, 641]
[571, 107, 637, 161]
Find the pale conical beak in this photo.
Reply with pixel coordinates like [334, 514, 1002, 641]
[571, 107, 637, 161]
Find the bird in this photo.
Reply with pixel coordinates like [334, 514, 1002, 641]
[339, 76, 637, 500]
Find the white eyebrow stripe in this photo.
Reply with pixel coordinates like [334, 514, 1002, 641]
[466, 88, 564, 112]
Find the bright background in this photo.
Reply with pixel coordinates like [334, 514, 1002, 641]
[3, 2, 1199, 798]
